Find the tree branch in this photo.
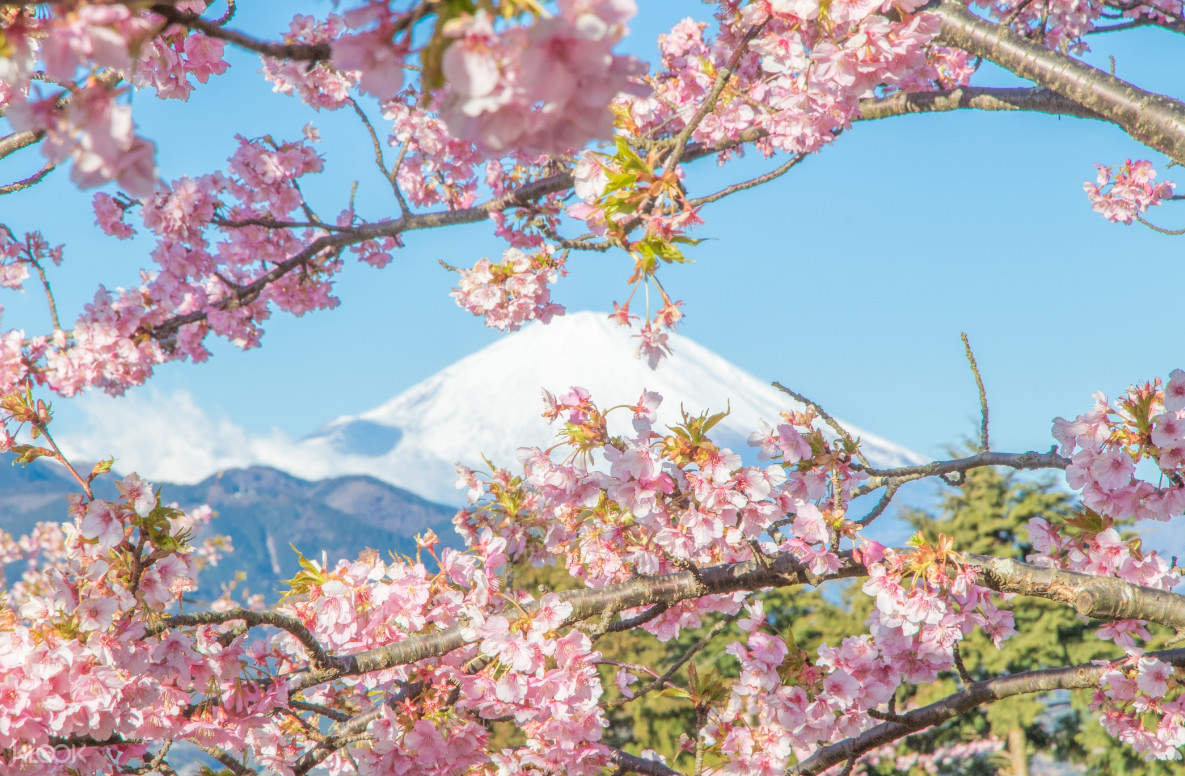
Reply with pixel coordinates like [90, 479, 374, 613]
[146, 608, 341, 670]
[970, 554, 1185, 628]
[789, 647, 1185, 775]
[0, 129, 44, 162]
[609, 748, 685, 776]
[931, 0, 1185, 163]
[0, 160, 55, 195]
[291, 680, 425, 775]
[148, 4, 331, 62]
[855, 86, 1103, 121]
[287, 550, 862, 694]
[854, 449, 1070, 480]
[281, 538, 1184, 695]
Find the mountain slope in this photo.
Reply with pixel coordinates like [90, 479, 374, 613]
[289, 311, 925, 505]
[0, 464, 456, 601]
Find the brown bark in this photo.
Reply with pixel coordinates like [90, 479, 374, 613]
[1008, 726, 1030, 776]
[857, 86, 1103, 121]
[932, 1, 1185, 163]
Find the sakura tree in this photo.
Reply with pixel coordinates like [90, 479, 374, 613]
[1, 1, 1185, 775]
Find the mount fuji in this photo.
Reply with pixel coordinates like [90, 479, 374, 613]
[281, 311, 926, 506]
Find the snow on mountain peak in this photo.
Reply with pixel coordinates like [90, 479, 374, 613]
[298, 311, 924, 505]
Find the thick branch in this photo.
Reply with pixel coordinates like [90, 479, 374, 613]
[854, 449, 1070, 480]
[148, 4, 330, 61]
[971, 555, 1185, 628]
[932, 1, 1185, 163]
[0, 129, 44, 162]
[790, 647, 1185, 775]
[609, 748, 685, 776]
[283, 541, 1184, 695]
[288, 550, 857, 693]
[146, 608, 340, 670]
[856, 86, 1103, 121]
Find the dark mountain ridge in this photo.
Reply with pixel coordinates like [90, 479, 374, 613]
[0, 462, 458, 601]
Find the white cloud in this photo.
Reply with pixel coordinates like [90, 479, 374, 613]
[56, 389, 316, 485]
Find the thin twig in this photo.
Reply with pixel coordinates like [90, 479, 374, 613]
[0, 161, 55, 195]
[960, 332, 990, 452]
[149, 4, 331, 61]
[853, 449, 1069, 480]
[688, 152, 808, 207]
[664, 22, 767, 171]
[772, 381, 872, 468]
[857, 481, 900, 527]
[32, 421, 93, 499]
[348, 97, 411, 215]
[612, 608, 743, 707]
[1135, 213, 1185, 234]
[952, 642, 974, 686]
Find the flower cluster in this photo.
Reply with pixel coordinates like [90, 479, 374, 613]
[0, 472, 244, 768]
[260, 14, 358, 110]
[438, 3, 646, 154]
[450, 247, 567, 332]
[382, 93, 483, 210]
[1053, 372, 1185, 524]
[624, 3, 940, 162]
[457, 387, 871, 641]
[1084, 160, 1176, 224]
[0, 3, 229, 194]
[1093, 653, 1185, 760]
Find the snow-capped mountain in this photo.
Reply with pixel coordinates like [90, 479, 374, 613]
[290, 311, 926, 506]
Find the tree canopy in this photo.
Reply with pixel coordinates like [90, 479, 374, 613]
[1, 2, 1185, 775]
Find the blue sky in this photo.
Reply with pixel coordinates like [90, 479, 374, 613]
[2, 2, 1183, 469]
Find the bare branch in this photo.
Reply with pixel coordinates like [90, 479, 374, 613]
[606, 601, 670, 632]
[856, 480, 900, 527]
[148, 4, 331, 62]
[855, 86, 1103, 121]
[613, 609, 741, 707]
[146, 608, 341, 670]
[854, 449, 1069, 480]
[609, 747, 685, 776]
[969, 554, 1185, 628]
[960, 332, 990, 452]
[688, 153, 809, 207]
[772, 381, 872, 468]
[931, 0, 1185, 164]
[0, 129, 44, 162]
[347, 97, 411, 215]
[1135, 213, 1185, 234]
[198, 744, 257, 776]
[0, 160, 55, 195]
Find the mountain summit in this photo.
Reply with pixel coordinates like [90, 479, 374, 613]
[292, 312, 924, 505]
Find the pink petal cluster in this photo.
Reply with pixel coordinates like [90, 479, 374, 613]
[438, 4, 647, 154]
[456, 387, 871, 642]
[625, 3, 940, 162]
[260, 14, 358, 110]
[1093, 652, 1185, 760]
[450, 247, 567, 332]
[1084, 159, 1176, 224]
[0, 5, 229, 194]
